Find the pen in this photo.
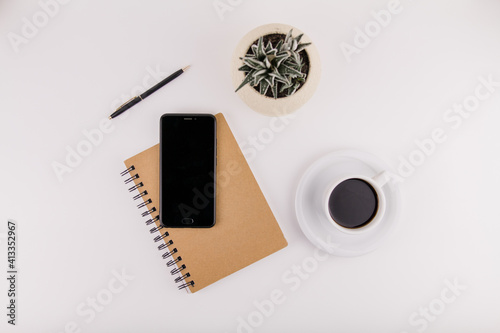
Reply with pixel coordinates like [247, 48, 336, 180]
[108, 65, 190, 119]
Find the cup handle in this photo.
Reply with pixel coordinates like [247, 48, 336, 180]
[372, 171, 391, 187]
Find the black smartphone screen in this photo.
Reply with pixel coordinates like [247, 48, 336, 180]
[160, 114, 216, 228]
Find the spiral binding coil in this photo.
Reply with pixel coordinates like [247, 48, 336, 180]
[121, 165, 194, 291]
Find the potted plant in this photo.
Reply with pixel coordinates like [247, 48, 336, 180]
[231, 23, 321, 116]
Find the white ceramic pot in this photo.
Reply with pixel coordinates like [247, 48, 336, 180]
[231, 23, 321, 117]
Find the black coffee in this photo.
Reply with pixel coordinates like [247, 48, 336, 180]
[328, 178, 378, 229]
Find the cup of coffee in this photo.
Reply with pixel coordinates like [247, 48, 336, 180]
[323, 171, 390, 234]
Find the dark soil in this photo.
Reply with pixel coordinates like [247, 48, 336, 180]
[244, 33, 310, 99]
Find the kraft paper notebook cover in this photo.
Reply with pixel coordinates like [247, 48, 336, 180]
[121, 113, 288, 293]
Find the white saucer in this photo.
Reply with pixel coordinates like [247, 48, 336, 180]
[295, 150, 401, 256]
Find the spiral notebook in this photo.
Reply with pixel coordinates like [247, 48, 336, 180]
[120, 113, 288, 293]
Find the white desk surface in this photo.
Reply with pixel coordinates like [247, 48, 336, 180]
[1, 0, 499, 332]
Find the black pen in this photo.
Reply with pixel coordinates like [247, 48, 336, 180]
[108, 65, 190, 119]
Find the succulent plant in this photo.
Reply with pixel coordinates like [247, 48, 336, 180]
[235, 29, 311, 98]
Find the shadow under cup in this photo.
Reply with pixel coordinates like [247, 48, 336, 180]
[327, 178, 379, 229]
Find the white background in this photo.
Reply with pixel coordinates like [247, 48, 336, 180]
[1, 0, 500, 332]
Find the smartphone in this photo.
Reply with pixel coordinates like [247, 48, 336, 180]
[160, 114, 216, 228]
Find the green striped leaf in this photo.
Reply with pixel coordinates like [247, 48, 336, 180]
[271, 84, 278, 99]
[235, 69, 255, 92]
[259, 79, 270, 95]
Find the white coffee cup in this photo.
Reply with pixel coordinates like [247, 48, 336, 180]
[323, 171, 391, 235]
